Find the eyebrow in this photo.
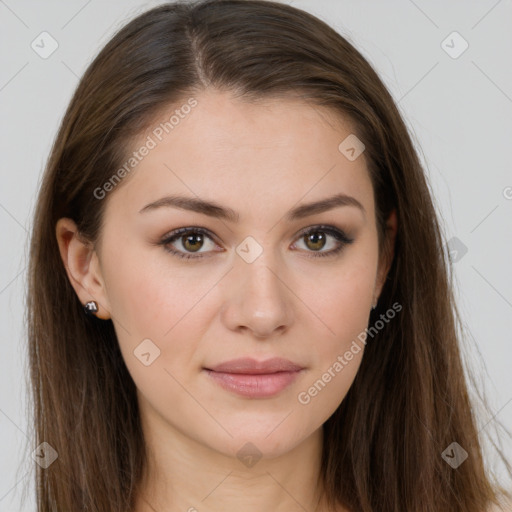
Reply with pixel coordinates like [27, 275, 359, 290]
[139, 193, 366, 222]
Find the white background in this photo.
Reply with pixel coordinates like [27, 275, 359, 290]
[1, 0, 511, 509]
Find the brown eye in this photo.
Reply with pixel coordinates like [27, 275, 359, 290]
[159, 225, 354, 261]
[293, 225, 355, 258]
[303, 231, 327, 252]
[160, 227, 218, 260]
[181, 233, 204, 252]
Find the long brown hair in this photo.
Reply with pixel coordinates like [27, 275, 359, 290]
[25, 1, 511, 510]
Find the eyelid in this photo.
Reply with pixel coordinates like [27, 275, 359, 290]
[159, 226, 221, 258]
[290, 224, 354, 257]
[294, 224, 352, 242]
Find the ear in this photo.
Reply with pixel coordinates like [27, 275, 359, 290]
[55, 218, 111, 320]
[373, 208, 398, 304]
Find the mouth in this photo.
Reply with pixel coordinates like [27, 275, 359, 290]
[202, 357, 305, 398]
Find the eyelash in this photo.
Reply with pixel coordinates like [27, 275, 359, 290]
[158, 225, 354, 261]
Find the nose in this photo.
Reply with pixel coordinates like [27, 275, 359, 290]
[220, 251, 295, 339]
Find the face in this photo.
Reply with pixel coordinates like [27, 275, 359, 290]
[67, 89, 395, 460]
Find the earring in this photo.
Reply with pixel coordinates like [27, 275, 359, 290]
[84, 301, 98, 316]
[371, 301, 377, 311]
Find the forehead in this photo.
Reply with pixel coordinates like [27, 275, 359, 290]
[103, 89, 373, 222]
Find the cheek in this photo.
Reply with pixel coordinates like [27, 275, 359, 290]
[296, 248, 376, 407]
[103, 248, 207, 406]
[102, 243, 201, 337]
[308, 254, 376, 352]
[101, 242, 217, 378]
[294, 275, 371, 421]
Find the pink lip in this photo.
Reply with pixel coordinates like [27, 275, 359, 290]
[203, 357, 305, 398]
[206, 357, 304, 374]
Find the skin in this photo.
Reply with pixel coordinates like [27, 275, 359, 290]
[57, 89, 397, 512]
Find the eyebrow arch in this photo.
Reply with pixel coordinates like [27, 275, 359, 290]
[139, 193, 366, 222]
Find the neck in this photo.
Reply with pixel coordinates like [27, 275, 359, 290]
[134, 399, 330, 512]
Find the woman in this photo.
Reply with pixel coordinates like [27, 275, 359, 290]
[26, 0, 511, 510]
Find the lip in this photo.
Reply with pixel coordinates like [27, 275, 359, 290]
[203, 357, 305, 398]
[206, 357, 304, 374]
